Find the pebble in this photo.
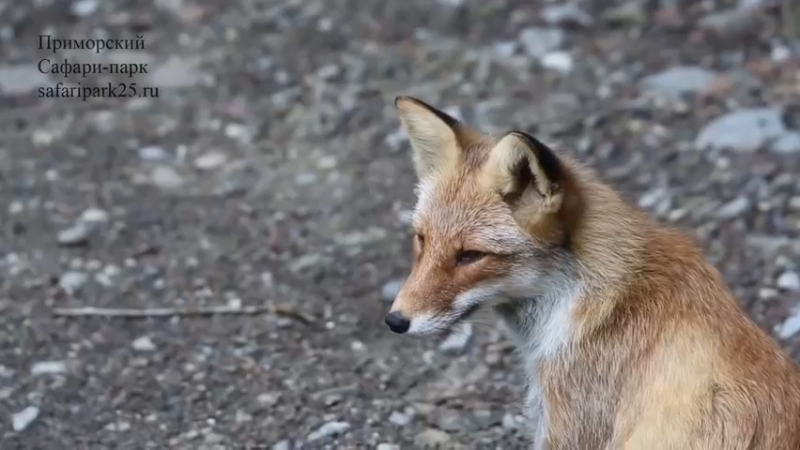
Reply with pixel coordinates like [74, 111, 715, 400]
[772, 133, 800, 155]
[777, 272, 800, 291]
[71, 0, 99, 17]
[376, 444, 400, 450]
[695, 107, 792, 153]
[389, 411, 412, 426]
[59, 271, 88, 295]
[139, 145, 168, 161]
[640, 66, 717, 98]
[306, 421, 350, 441]
[31, 360, 67, 376]
[148, 56, 206, 89]
[540, 51, 573, 73]
[381, 278, 404, 304]
[272, 441, 291, 450]
[151, 166, 184, 189]
[439, 322, 474, 355]
[502, 413, 519, 431]
[194, 152, 227, 170]
[777, 310, 800, 339]
[698, 8, 759, 38]
[602, 1, 645, 25]
[541, 3, 592, 27]
[493, 41, 517, 58]
[414, 428, 451, 446]
[12, 406, 39, 432]
[57, 222, 94, 246]
[132, 335, 157, 352]
[0, 64, 49, 95]
[80, 208, 110, 224]
[715, 197, 751, 220]
[519, 27, 565, 58]
[235, 410, 252, 423]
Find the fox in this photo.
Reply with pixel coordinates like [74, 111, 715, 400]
[383, 95, 800, 449]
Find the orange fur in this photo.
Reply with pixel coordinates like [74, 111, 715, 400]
[386, 96, 800, 449]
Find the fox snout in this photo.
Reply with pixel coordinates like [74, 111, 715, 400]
[384, 311, 411, 334]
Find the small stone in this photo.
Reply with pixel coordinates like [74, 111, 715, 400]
[519, 27, 565, 58]
[80, 208, 109, 224]
[777, 310, 800, 339]
[307, 421, 350, 441]
[272, 441, 291, 450]
[31, 360, 67, 376]
[0, 65, 49, 95]
[350, 341, 366, 352]
[389, 411, 412, 426]
[777, 272, 800, 291]
[151, 166, 184, 189]
[493, 41, 517, 57]
[194, 152, 227, 170]
[715, 197, 751, 220]
[12, 406, 39, 432]
[541, 3, 592, 27]
[439, 322, 474, 355]
[257, 392, 280, 406]
[8, 201, 23, 215]
[148, 56, 205, 89]
[502, 413, 519, 430]
[381, 279, 404, 304]
[376, 444, 400, 450]
[132, 335, 157, 352]
[71, 0, 99, 17]
[695, 108, 788, 152]
[139, 145, 168, 161]
[698, 8, 758, 38]
[59, 271, 88, 295]
[540, 51, 573, 73]
[434, 408, 466, 432]
[235, 410, 252, 423]
[414, 428, 451, 447]
[602, 1, 645, 25]
[334, 227, 388, 246]
[772, 132, 800, 154]
[57, 223, 93, 246]
[640, 66, 717, 99]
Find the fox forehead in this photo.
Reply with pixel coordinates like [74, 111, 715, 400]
[412, 173, 533, 253]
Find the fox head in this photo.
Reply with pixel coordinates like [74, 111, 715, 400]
[384, 96, 585, 336]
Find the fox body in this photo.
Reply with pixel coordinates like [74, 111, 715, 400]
[384, 96, 800, 449]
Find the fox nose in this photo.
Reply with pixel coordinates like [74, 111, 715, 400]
[384, 311, 410, 334]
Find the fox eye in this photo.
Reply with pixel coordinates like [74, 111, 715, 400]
[455, 250, 486, 266]
[415, 233, 425, 250]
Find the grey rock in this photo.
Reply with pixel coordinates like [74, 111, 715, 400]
[148, 57, 206, 89]
[772, 132, 800, 154]
[640, 66, 717, 98]
[59, 271, 88, 295]
[71, 0, 99, 17]
[194, 152, 227, 171]
[415, 428, 451, 446]
[519, 27, 565, 58]
[540, 51, 573, 73]
[493, 41, 517, 57]
[777, 310, 800, 339]
[381, 278, 404, 304]
[777, 272, 800, 291]
[388, 411, 411, 426]
[57, 223, 94, 246]
[12, 406, 39, 432]
[139, 145, 168, 161]
[715, 197, 751, 220]
[334, 227, 388, 246]
[376, 444, 400, 450]
[31, 360, 67, 376]
[307, 421, 350, 441]
[602, 1, 645, 25]
[696, 108, 789, 152]
[502, 413, 520, 431]
[0, 65, 49, 95]
[132, 335, 157, 352]
[698, 8, 759, 37]
[151, 166, 184, 189]
[439, 322, 474, 355]
[541, 3, 592, 27]
[271, 441, 291, 450]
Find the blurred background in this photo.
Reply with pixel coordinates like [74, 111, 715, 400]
[0, 0, 799, 448]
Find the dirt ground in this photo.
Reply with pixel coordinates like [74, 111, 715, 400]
[1, 0, 799, 448]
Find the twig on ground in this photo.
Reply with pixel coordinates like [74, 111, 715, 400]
[52, 303, 314, 325]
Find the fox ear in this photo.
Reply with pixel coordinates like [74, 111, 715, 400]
[395, 96, 462, 178]
[482, 131, 564, 207]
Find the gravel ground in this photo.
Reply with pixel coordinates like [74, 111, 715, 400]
[1, 0, 799, 448]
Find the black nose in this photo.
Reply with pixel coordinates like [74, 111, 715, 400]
[384, 311, 410, 334]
